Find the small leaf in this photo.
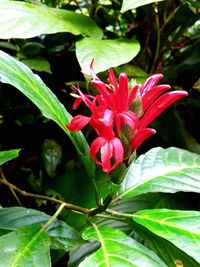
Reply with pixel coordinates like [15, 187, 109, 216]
[133, 209, 200, 264]
[121, 0, 166, 13]
[21, 58, 52, 74]
[76, 38, 140, 74]
[0, 41, 19, 51]
[0, 207, 82, 251]
[0, 149, 20, 166]
[116, 147, 200, 200]
[0, 225, 51, 267]
[79, 225, 167, 266]
[42, 139, 62, 178]
[0, 1, 103, 39]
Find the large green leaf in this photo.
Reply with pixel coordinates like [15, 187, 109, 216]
[131, 220, 199, 267]
[0, 50, 95, 177]
[0, 207, 82, 251]
[116, 147, 200, 200]
[79, 225, 167, 266]
[0, 1, 103, 39]
[121, 0, 166, 13]
[0, 225, 51, 267]
[76, 38, 140, 74]
[133, 209, 200, 264]
[0, 149, 20, 166]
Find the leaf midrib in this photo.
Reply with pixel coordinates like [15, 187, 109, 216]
[10, 228, 46, 267]
[133, 214, 200, 236]
[92, 224, 111, 267]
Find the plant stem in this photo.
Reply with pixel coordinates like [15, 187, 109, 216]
[0, 177, 134, 221]
[106, 208, 133, 219]
[0, 177, 89, 214]
[150, 9, 161, 73]
[0, 168, 22, 206]
[39, 202, 67, 233]
[160, 5, 180, 32]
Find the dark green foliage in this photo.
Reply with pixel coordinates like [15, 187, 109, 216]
[0, 0, 200, 266]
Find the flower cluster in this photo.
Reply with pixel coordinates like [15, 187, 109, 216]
[67, 62, 188, 173]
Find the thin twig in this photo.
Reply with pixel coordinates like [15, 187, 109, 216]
[0, 168, 22, 206]
[0, 178, 89, 214]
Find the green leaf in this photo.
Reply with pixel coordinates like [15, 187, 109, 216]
[42, 139, 62, 178]
[0, 225, 51, 267]
[76, 38, 140, 74]
[121, 0, 166, 13]
[21, 58, 52, 74]
[79, 225, 167, 266]
[115, 64, 148, 84]
[0, 207, 82, 251]
[0, 41, 19, 52]
[0, 149, 20, 166]
[0, 50, 95, 177]
[131, 220, 199, 267]
[116, 147, 200, 200]
[0, 1, 103, 39]
[133, 209, 200, 264]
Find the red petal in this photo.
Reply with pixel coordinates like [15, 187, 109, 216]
[90, 137, 107, 166]
[103, 109, 114, 127]
[130, 128, 156, 151]
[141, 74, 163, 96]
[110, 138, 124, 170]
[101, 138, 124, 173]
[128, 84, 140, 105]
[72, 97, 82, 110]
[142, 84, 171, 111]
[90, 58, 99, 81]
[116, 111, 139, 135]
[100, 142, 112, 173]
[108, 69, 118, 90]
[91, 80, 111, 106]
[66, 115, 91, 131]
[118, 73, 128, 110]
[77, 87, 93, 109]
[139, 91, 188, 129]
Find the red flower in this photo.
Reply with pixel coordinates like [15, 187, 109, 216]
[90, 136, 124, 173]
[67, 62, 188, 173]
[66, 88, 124, 173]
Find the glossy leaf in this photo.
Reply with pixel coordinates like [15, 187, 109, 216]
[116, 147, 200, 200]
[0, 1, 103, 39]
[0, 149, 20, 166]
[0, 50, 95, 177]
[0, 225, 51, 267]
[79, 225, 167, 266]
[76, 38, 140, 74]
[133, 209, 200, 264]
[121, 0, 166, 13]
[0, 207, 82, 251]
[131, 220, 199, 267]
